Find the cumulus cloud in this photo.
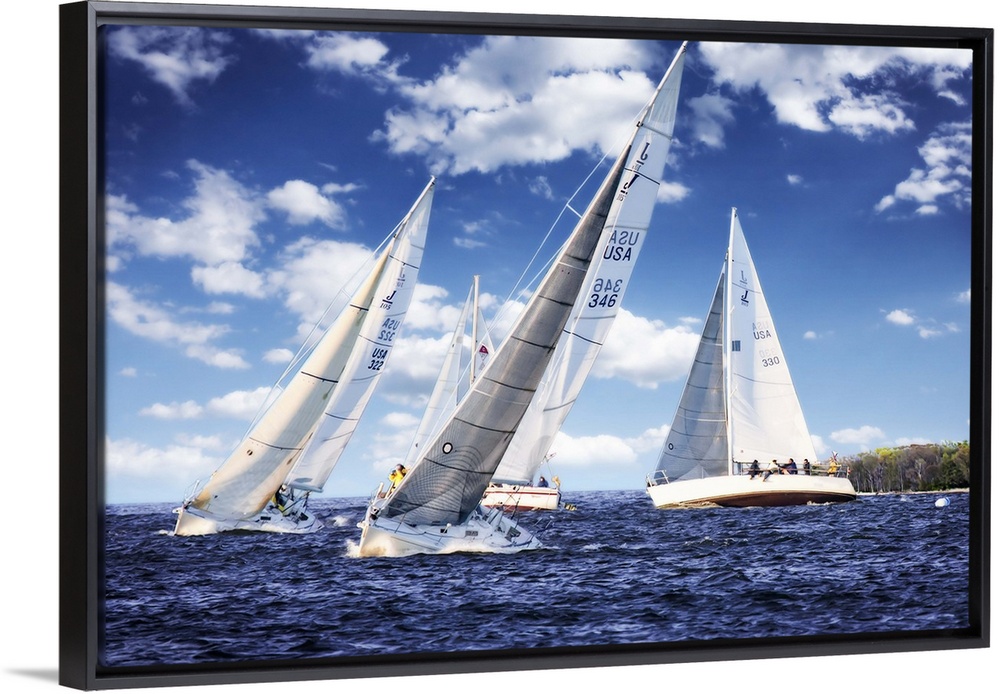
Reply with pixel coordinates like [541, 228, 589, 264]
[592, 309, 700, 388]
[267, 180, 348, 227]
[885, 309, 916, 326]
[192, 261, 267, 297]
[688, 92, 736, 148]
[829, 425, 886, 447]
[268, 236, 379, 329]
[697, 42, 970, 141]
[106, 282, 250, 369]
[140, 386, 272, 420]
[107, 160, 265, 269]
[656, 180, 691, 204]
[875, 122, 972, 216]
[374, 35, 665, 175]
[884, 306, 961, 339]
[106, 26, 236, 107]
[264, 348, 294, 364]
[106, 436, 220, 481]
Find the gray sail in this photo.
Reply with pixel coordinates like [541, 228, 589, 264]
[653, 265, 729, 481]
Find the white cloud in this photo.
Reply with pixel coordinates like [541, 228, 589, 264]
[698, 43, 970, 141]
[107, 160, 264, 267]
[303, 33, 397, 79]
[803, 330, 817, 339]
[264, 348, 294, 364]
[876, 122, 973, 216]
[106, 282, 250, 369]
[106, 26, 236, 107]
[374, 35, 664, 175]
[140, 400, 203, 419]
[688, 92, 736, 148]
[268, 236, 378, 328]
[656, 180, 691, 203]
[829, 425, 886, 447]
[956, 289, 972, 303]
[592, 309, 700, 388]
[267, 180, 347, 227]
[787, 174, 804, 186]
[885, 308, 916, 325]
[141, 386, 272, 421]
[884, 306, 961, 339]
[192, 261, 267, 298]
[106, 436, 219, 482]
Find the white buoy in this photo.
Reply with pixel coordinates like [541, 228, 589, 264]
[935, 497, 950, 508]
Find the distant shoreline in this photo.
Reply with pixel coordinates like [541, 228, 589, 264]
[857, 488, 969, 496]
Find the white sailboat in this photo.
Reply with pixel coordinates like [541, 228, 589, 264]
[357, 43, 688, 556]
[645, 208, 856, 508]
[173, 178, 435, 536]
[481, 44, 688, 514]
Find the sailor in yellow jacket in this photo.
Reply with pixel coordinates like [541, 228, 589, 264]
[389, 463, 407, 490]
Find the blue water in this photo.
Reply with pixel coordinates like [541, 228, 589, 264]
[101, 490, 970, 668]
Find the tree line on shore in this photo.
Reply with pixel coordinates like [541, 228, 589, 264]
[839, 441, 970, 493]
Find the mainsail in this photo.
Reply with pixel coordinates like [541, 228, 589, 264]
[652, 208, 816, 483]
[176, 178, 434, 531]
[725, 209, 817, 464]
[491, 42, 688, 486]
[379, 44, 688, 528]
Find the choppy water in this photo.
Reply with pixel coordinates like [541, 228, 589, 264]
[102, 490, 970, 668]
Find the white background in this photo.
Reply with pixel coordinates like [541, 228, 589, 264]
[2, 1, 994, 693]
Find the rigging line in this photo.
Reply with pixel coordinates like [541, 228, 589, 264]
[487, 107, 639, 340]
[243, 226, 396, 436]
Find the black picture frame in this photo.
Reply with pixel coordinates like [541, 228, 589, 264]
[59, 1, 991, 690]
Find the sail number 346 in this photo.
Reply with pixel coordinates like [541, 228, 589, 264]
[588, 277, 623, 308]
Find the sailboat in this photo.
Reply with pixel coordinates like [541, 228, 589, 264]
[173, 178, 435, 536]
[645, 208, 856, 508]
[401, 275, 494, 470]
[357, 42, 688, 556]
[482, 52, 684, 511]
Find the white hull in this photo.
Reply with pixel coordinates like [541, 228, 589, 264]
[356, 506, 543, 557]
[647, 473, 856, 508]
[481, 483, 561, 511]
[173, 502, 321, 536]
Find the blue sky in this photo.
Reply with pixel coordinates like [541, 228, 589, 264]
[99, 22, 974, 504]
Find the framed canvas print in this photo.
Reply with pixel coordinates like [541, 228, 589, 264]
[58, 0, 991, 691]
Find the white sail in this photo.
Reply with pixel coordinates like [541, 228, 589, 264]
[376, 44, 688, 529]
[402, 277, 493, 468]
[725, 209, 817, 464]
[652, 266, 729, 481]
[287, 179, 433, 491]
[175, 178, 434, 533]
[491, 42, 688, 486]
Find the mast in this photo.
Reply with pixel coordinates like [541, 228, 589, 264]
[470, 274, 480, 387]
[724, 208, 736, 475]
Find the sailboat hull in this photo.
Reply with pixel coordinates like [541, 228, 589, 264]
[356, 507, 542, 557]
[172, 504, 322, 536]
[481, 483, 561, 511]
[647, 474, 856, 509]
